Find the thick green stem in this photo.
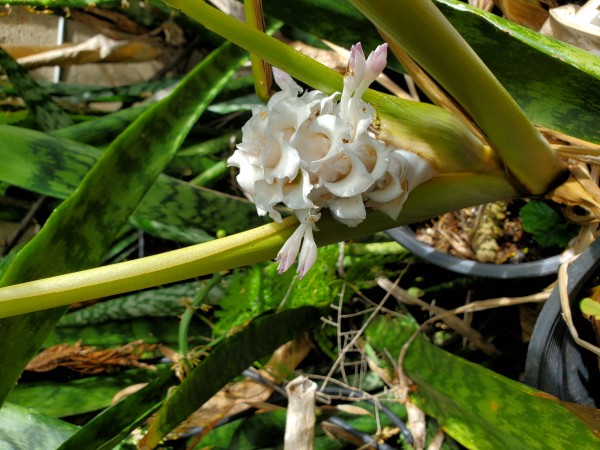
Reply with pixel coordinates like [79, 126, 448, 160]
[351, 0, 566, 194]
[0, 171, 518, 319]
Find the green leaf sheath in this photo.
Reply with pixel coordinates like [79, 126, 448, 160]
[350, 0, 566, 194]
[366, 316, 600, 449]
[1, 0, 118, 6]
[0, 217, 297, 319]
[0, 42, 247, 405]
[0, 47, 73, 131]
[141, 306, 323, 448]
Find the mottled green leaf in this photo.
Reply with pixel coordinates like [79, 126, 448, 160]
[7, 368, 164, 418]
[44, 317, 205, 349]
[0, 47, 73, 131]
[0, 42, 248, 405]
[366, 315, 600, 449]
[59, 281, 224, 326]
[0, 125, 264, 241]
[0, 402, 78, 449]
[50, 105, 150, 146]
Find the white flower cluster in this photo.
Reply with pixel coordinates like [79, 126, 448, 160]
[228, 43, 436, 278]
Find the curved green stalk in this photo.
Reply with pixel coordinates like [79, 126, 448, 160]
[165, 0, 342, 95]
[0, 171, 518, 319]
[179, 273, 222, 371]
[350, 0, 566, 194]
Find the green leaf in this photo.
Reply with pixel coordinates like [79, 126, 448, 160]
[520, 200, 576, 248]
[0, 125, 264, 241]
[141, 306, 323, 448]
[214, 246, 339, 335]
[45, 317, 205, 348]
[580, 298, 600, 318]
[59, 281, 223, 326]
[366, 315, 600, 449]
[0, 47, 73, 131]
[263, 0, 600, 144]
[7, 368, 164, 418]
[50, 105, 151, 146]
[57, 371, 177, 450]
[0, 402, 78, 449]
[0, 41, 247, 405]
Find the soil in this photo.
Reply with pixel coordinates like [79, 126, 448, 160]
[412, 200, 563, 264]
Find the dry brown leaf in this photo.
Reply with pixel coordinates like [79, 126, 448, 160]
[70, 8, 152, 41]
[26, 340, 157, 374]
[14, 34, 161, 69]
[406, 401, 427, 450]
[494, 0, 550, 30]
[321, 420, 376, 448]
[549, 175, 600, 223]
[111, 383, 148, 404]
[427, 427, 446, 450]
[284, 375, 317, 450]
[323, 404, 373, 416]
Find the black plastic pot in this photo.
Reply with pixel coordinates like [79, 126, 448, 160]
[524, 237, 600, 407]
[387, 226, 565, 279]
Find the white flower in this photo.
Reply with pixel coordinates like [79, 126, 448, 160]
[275, 209, 320, 279]
[228, 42, 437, 278]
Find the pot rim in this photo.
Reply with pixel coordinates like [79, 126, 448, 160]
[386, 226, 569, 279]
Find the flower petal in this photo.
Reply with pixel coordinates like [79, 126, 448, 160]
[297, 226, 318, 279]
[329, 195, 366, 227]
[276, 224, 306, 274]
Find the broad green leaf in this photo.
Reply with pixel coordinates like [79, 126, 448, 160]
[59, 281, 223, 326]
[519, 200, 577, 248]
[50, 105, 150, 146]
[0, 47, 73, 131]
[7, 368, 164, 417]
[45, 317, 205, 348]
[32, 78, 178, 104]
[0, 41, 247, 405]
[58, 371, 177, 450]
[263, 0, 600, 144]
[366, 315, 600, 449]
[580, 298, 600, 318]
[0, 125, 264, 241]
[141, 306, 323, 448]
[0, 402, 78, 449]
